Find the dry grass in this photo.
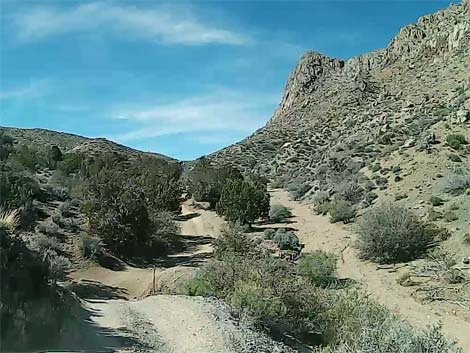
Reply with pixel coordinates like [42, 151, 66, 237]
[0, 209, 20, 230]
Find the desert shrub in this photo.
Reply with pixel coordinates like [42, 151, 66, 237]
[356, 203, 436, 263]
[12, 145, 45, 171]
[0, 165, 42, 210]
[29, 233, 61, 253]
[82, 165, 180, 255]
[263, 228, 276, 240]
[79, 234, 103, 259]
[464, 234, 470, 245]
[0, 209, 20, 231]
[230, 280, 288, 323]
[213, 225, 255, 260]
[59, 201, 73, 217]
[321, 290, 394, 345]
[57, 152, 82, 174]
[446, 134, 467, 150]
[272, 228, 300, 250]
[430, 195, 445, 206]
[297, 251, 337, 287]
[329, 200, 356, 224]
[216, 178, 269, 225]
[0, 227, 70, 349]
[188, 252, 323, 335]
[36, 223, 60, 236]
[287, 179, 310, 200]
[443, 170, 470, 195]
[334, 181, 364, 204]
[0, 133, 14, 160]
[443, 208, 458, 222]
[50, 186, 70, 201]
[316, 201, 332, 216]
[149, 211, 179, 251]
[46, 252, 71, 281]
[269, 204, 292, 223]
[448, 154, 462, 162]
[313, 191, 331, 215]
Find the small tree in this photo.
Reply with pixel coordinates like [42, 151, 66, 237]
[216, 178, 269, 225]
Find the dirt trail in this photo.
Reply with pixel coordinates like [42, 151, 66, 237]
[269, 189, 470, 351]
[70, 200, 225, 299]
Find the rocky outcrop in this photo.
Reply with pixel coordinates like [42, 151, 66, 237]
[267, 0, 469, 124]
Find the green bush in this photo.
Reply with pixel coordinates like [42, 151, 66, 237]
[186, 158, 242, 208]
[446, 134, 468, 150]
[269, 204, 292, 223]
[430, 195, 445, 206]
[216, 178, 269, 225]
[287, 180, 310, 200]
[230, 280, 287, 323]
[329, 200, 356, 224]
[12, 145, 45, 171]
[319, 289, 461, 353]
[29, 233, 61, 253]
[443, 170, 470, 195]
[213, 225, 255, 260]
[0, 164, 43, 210]
[272, 228, 300, 250]
[356, 203, 436, 263]
[47, 252, 71, 281]
[297, 251, 337, 287]
[334, 181, 364, 204]
[79, 234, 103, 259]
[57, 152, 83, 174]
[315, 201, 331, 216]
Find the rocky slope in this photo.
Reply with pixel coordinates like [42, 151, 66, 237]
[209, 0, 470, 253]
[211, 0, 469, 178]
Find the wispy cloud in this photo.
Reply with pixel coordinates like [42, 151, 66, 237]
[0, 80, 48, 100]
[110, 90, 278, 143]
[11, 2, 248, 46]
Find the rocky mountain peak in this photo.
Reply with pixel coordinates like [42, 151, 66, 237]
[272, 51, 344, 120]
[271, 1, 469, 124]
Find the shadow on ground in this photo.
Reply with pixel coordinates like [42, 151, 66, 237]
[68, 279, 128, 300]
[54, 300, 148, 352]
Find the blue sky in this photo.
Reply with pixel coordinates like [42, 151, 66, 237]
[0, 0, 455, 160]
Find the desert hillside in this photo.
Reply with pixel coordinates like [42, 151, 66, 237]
[1, 1, 470, 353]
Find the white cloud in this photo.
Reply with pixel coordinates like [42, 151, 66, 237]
[110, 90, 278, 142]
[0, 80, 48, 100]
[12, 2, 248, 45]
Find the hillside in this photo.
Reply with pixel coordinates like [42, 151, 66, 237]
[2, 126, 174, 161]
[1, 1, 470, 352]
[209, 0, 470, 254]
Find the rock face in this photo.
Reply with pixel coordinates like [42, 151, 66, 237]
[209, 0, 470, 203]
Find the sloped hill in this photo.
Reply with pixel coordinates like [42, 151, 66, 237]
[1, 126, 174, 161]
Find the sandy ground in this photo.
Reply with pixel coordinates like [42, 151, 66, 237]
[269, 189, 470, 352]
